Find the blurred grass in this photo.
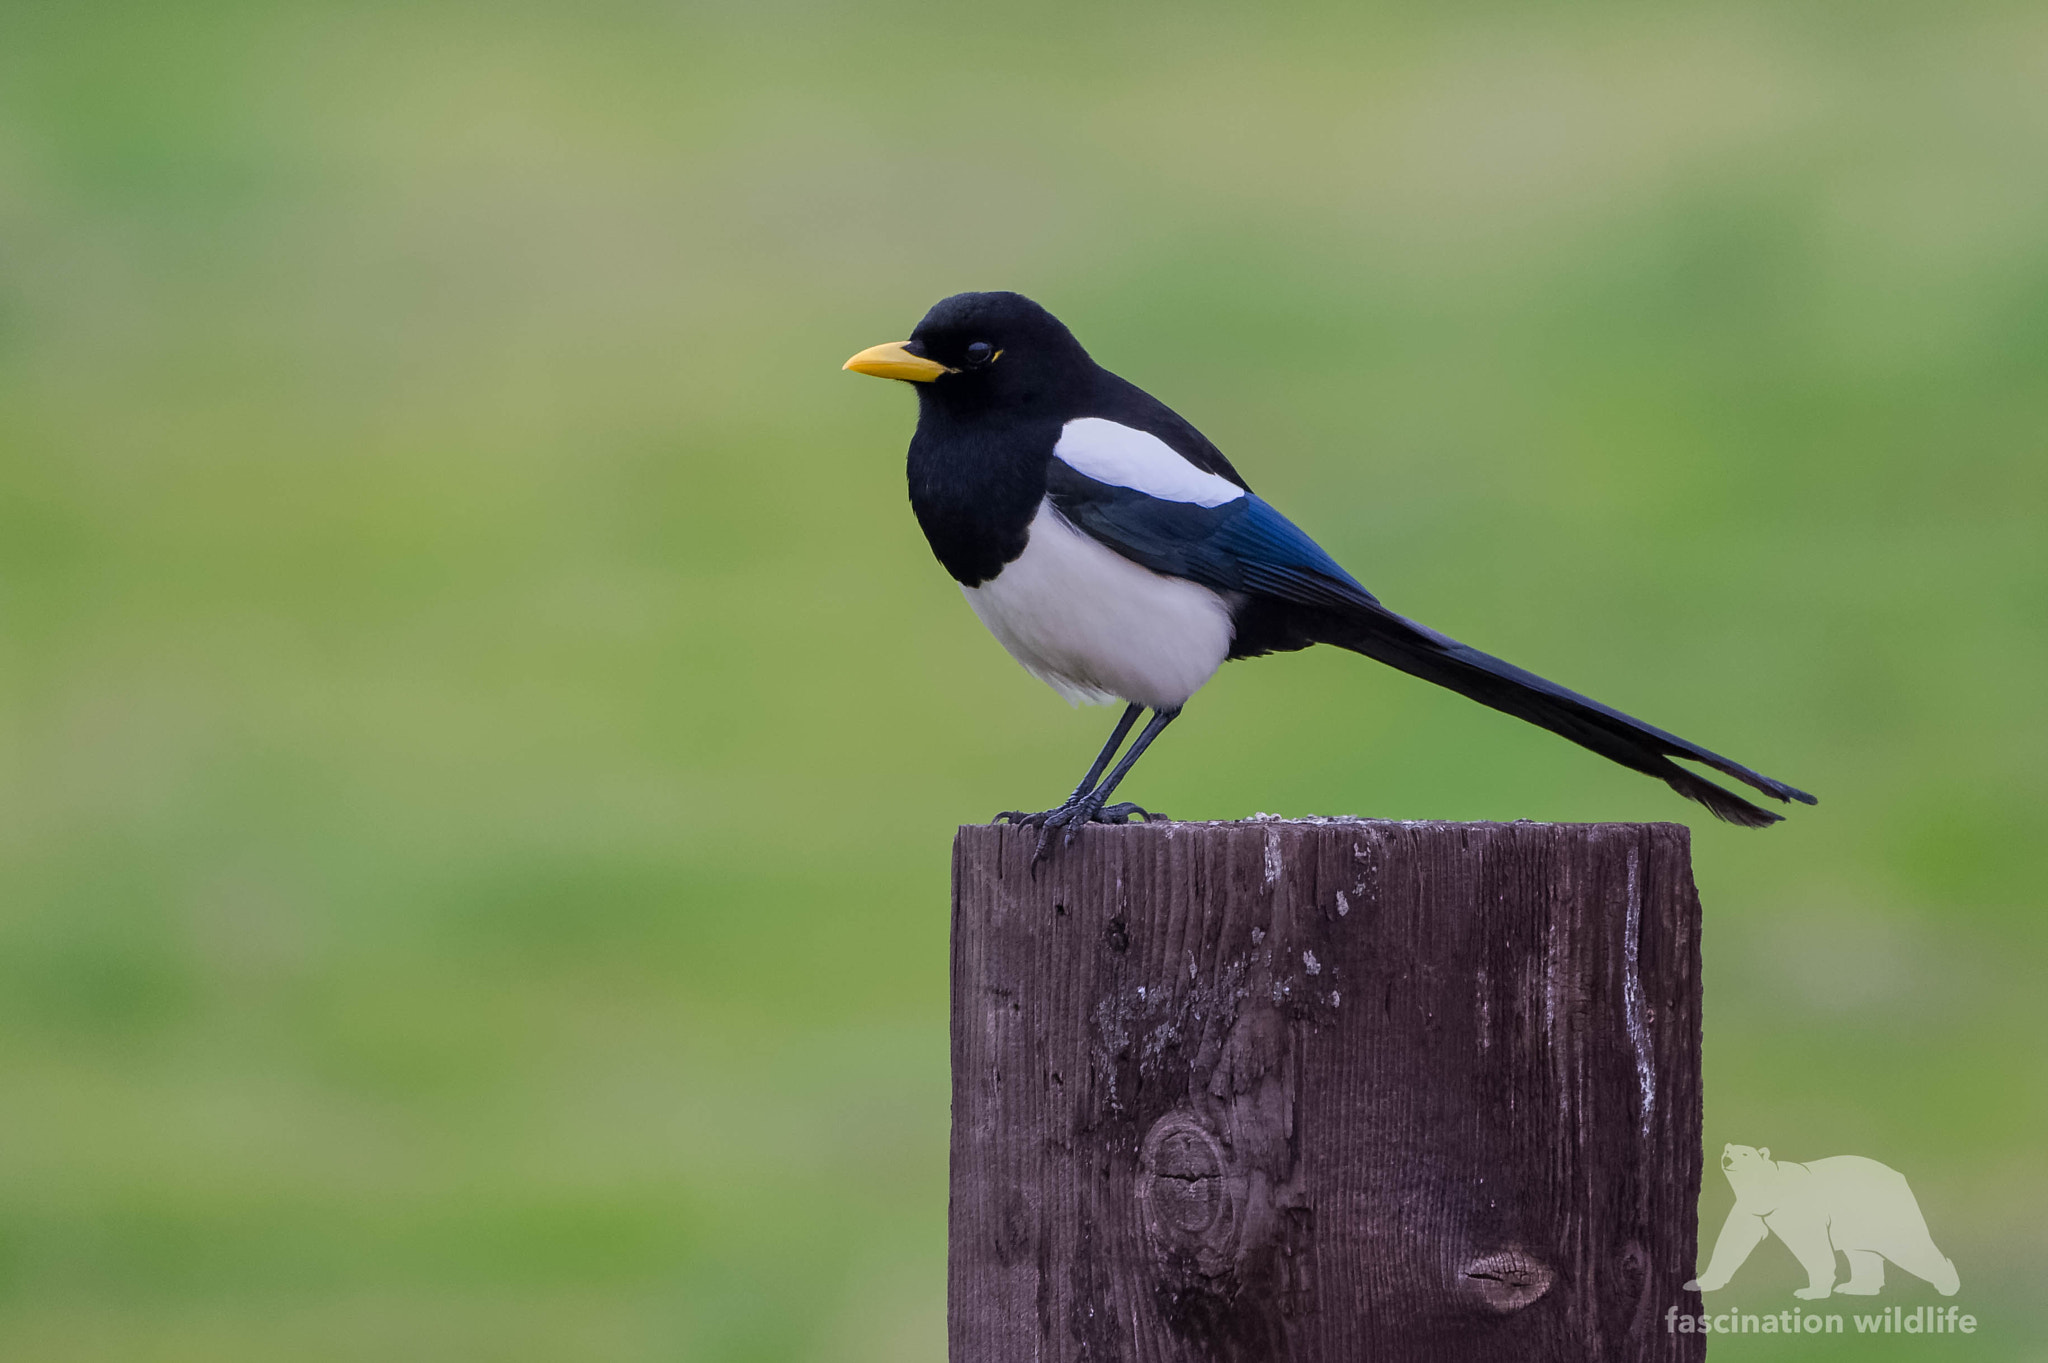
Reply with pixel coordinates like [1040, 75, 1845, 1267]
[1, 1, 2044, 1358]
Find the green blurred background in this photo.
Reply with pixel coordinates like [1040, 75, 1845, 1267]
[2, 2, 2043, 1358]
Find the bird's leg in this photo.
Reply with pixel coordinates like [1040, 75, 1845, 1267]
[1035, 707, 1181, 858]
[994, 703, 1142, 827]
[1066, 701, 1145, 805]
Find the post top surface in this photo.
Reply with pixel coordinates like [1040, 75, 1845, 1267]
[958, 815, 1694, 834]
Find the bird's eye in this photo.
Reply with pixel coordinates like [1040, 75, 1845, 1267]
[965, 341, 995, 365]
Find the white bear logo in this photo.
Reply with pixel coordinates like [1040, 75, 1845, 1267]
[1686, 1144, 1959, 1300]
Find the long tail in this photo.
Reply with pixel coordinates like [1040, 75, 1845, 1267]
[1306, 601, 1816, 827]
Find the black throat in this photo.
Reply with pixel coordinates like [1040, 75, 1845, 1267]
[906, 400, 1062, 587]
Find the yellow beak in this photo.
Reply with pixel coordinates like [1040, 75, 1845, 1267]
[842, 341, 951, 383]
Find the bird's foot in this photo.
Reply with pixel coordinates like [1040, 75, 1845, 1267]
[993, 799, 1166, 830]
[994, 795, 1166, 864]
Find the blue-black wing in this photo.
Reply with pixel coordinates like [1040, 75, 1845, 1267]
[1044, 461, 1815, 827]
[1043, 460, 1382, 615]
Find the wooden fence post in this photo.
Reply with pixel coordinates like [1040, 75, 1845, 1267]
[949, 818, 1705, 1363]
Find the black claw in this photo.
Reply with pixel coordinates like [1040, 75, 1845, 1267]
[1095, 802, 1165, 825]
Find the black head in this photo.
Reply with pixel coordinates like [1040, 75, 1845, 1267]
[843, 291, 1094, 418]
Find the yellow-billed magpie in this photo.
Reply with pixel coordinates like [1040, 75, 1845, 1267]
[845, 291, 1814, 851]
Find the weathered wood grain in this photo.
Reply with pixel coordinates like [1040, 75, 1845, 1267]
[950, 818, 1704, 1363]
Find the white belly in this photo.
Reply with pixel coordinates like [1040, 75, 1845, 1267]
[961, 499, 1234, 711]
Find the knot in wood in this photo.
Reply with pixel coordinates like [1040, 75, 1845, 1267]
[1459, 1247, 1555, 1314]
[1136, 1112, 1242, 1276]
[1150, 1128, 1223, 1234]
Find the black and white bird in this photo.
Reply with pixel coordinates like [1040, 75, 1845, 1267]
[845, 291, 1813, 850]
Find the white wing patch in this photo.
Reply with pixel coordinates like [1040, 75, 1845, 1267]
[1053, 417, 1246, 507]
